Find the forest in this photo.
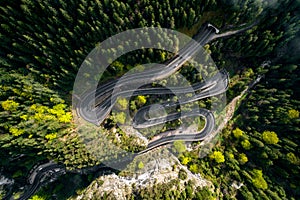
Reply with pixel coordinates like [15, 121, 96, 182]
[0, 0, 299, 199]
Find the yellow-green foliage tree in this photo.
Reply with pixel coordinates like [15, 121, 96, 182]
[137, 161, 144, 169]
[241, 139, 251, 150]
[238, 153, 248, 164]
[286, 152, 300, 165]
[181, 156, 191, 165]
[233, 128, 243, 139]
[288, 109, 299, 119]
[210, 151, 225, 163]
[262, 131, 279, 144]
[189, 163, 199, 173]
[251, 169, 268, 190]
[137, 95, 147, 106]
[29, 195, 46, 200]
[1, 100, 19, 111]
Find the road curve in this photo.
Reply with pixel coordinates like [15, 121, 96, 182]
[16, 162, 65, 200]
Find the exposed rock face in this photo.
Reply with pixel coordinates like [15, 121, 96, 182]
[72, 151, 212, 199]
[74, 175, 133, 200]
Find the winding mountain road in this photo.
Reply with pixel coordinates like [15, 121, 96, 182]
[14, 23, 230, 200]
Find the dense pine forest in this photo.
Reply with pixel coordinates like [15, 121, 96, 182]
[0, 0, 299, 199]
